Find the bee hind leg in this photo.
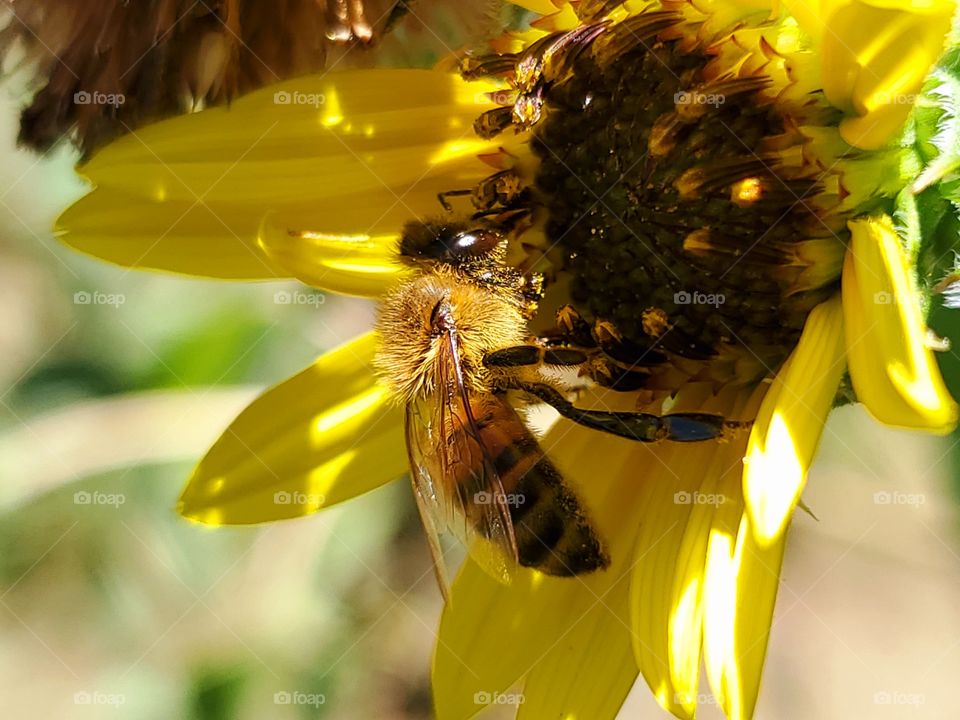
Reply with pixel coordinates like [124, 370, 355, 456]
[517, 382, 744, 443]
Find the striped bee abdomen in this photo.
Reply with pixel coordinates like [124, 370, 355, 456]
[470, 395, 610, 576]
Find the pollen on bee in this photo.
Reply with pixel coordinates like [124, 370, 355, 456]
[731, 176, 764, 206]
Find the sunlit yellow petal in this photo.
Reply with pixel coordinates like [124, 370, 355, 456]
[510, 0, 561, 13]
[743, 296, 845, 546]
[631, 439, 708, 720]
[667, 434, 752, 719]
[703, 483, 788, 720]
[258, 213, 408, 297]
[55, 189, 283, 279]
[178, 332, 405, 525]
[843, 215, 958, 432]
[819, 0, 954, 149]
[58, 69, 510, 278]
[629, 385, 760, 720]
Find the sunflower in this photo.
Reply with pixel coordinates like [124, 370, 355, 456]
[53, 0, 960, 718]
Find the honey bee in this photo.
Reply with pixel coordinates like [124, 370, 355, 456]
[375, 219, 610, 597]
[375, 217, 739, 596]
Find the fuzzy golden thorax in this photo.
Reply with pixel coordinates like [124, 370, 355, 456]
[374, 267, 527, 404]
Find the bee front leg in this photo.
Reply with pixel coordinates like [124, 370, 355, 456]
[436, 188, 473, 213]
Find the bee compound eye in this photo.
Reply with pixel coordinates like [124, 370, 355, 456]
[449, 229, 502, 259]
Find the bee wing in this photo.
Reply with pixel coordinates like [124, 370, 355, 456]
[404, 329, 519, 592]
[405, 400, 453, 602]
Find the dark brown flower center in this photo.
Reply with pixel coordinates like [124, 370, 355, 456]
[530, 36, 838, 373]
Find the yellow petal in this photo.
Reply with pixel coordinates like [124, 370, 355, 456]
[785, 0, 953, 41]
[58, 69, 509, 279]
[666, 438, 746, 719]
[517, 577, 636, 720]
[743, 296, 845, 546]
[510, 0, 562, 13]
[818, 0, 954, 149]
[258, 213, 408, 297]
[631, 439, 710, 720]
[843, 215, 958, 432]
[55, 189, 282, 280]
[703, 482, 788, 720]
[434, 416, 640, 720]
[178, 332, 406, 525]
[433, 562, 582, 720]
[630, 385, 761, 720]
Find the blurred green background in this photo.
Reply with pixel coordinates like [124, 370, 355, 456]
[2, 13, 960, 720]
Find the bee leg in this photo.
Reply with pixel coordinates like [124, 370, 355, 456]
[470, 206, 531, 222]
[517, 382, 740, 443]
[474, 106, 516, 139]
[459, 53, 520, 81]
[436, 188, 473, 212]
[484, 346, 589, 368]
[486, 169, 525, 209]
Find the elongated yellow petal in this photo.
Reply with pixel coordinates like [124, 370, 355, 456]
[703, 483, 787, 720]
[630, 385, 761, 720]
[631, 439, 709, 720]
[843, 215, 958, 432]
[55, 189, 283, 280]
[58, 69, 509, 280]
[178, 332, 405, 525]
[818, 0, 954, 149]
[666, 438, 746, 719]
[743, 296, 845, 546]
[433, 417, 640, 720]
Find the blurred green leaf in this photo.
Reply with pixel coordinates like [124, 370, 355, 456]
[136, 307, 274, 388]
[189, 665, 249, 720]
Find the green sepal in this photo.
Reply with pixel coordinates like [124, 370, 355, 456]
[905, 41, 960, 301]
[899, 37, 960, 400]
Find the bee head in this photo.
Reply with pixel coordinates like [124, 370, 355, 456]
[399, 218, 505, 265]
